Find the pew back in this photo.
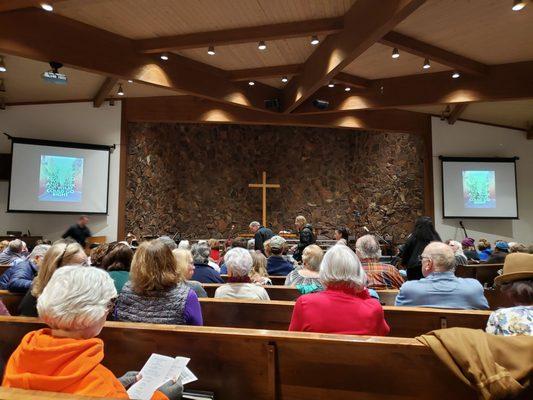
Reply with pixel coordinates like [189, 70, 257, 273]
[456, 263, 503, 287]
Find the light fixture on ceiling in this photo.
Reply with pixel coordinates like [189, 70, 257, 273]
[327, 82, 335, 88]
[127, 79, 133, 83]
[392, 47, 400, 59]
[40, 3, 53, 12]
[160, 53, 169, 61]
[452, 71, 460, 79]
[0, 57, 6, 73]
[423, 58, 431, 69]
[207, 46, 216, 56]
[248, 80, 255, 86]
[258, 41, 267, 51]
[281, 76, 288, 83]
[310, 35, 320, 46]
[345, 86, 351, 92]
[117, 84, 124, 96]
[512, 0, 527, 11]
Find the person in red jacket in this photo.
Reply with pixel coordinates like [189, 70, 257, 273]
[289, 244, 390, 336]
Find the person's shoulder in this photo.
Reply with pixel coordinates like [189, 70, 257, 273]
[398, 279, 422, 294]
[456, 276, 484, 290]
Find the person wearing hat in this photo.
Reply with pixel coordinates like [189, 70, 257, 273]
[266, 236, 295, 276]
[461, 238, 480, 262]
[486, 241, 509, 264]
[486, 253, 533, 336]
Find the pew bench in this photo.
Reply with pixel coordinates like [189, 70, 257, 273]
[0, 290, 24, 315]
[456, 263, 503, 287]
[0, 316, 488, 399]
[220, 274, 286, 285]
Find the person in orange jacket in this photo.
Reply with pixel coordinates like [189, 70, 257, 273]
[2, 265, 181, 400]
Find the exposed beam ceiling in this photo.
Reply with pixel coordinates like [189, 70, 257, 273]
[281, 0, 426, 113]
[293, 61, 533, 114]
[136, 17, 344, 54]
[379, 31, 488, 76]
[0, 8, 279, 112]
[0, 0, 67, 12]
[334, 73, 372, 89]
[447, 103, 468, 125]
[229, 64, 301, 81]
[93, 77, 118, 108]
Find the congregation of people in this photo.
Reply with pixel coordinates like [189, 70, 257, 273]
[0, 215, 531, 398]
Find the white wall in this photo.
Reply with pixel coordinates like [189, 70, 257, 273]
[432, 117, 533, 243]
[0, 102, 121, 241]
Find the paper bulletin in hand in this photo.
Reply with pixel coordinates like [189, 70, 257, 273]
[127, 353, 198, 400]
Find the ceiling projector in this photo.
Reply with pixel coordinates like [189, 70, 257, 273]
[42, 61, 68, 85]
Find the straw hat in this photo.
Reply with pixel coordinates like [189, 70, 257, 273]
[494, 252, 533, 285]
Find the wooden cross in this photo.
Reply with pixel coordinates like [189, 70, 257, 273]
[248, 171, 280, 227]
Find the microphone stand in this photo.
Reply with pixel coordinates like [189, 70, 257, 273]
[459, 221, 468, 238]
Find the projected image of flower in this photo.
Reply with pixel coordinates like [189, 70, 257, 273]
[462, 170, 496, 209]
[38, 155, 83, 202]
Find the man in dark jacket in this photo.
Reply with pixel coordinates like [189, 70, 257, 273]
[249, 221, 273, 255]
[0, 244, 50, 292]
[62, 215, 92, 247]
[292, 215, 315, 262]
[266, 236, 295, 276]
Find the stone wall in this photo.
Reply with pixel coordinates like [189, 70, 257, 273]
[126, 123, 426, 241]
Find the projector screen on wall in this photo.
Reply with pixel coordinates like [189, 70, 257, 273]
[8, 138, 110, 214]
[441, 157, 518, 219]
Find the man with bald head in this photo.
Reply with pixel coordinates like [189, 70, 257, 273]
[395, 242, 488, 309]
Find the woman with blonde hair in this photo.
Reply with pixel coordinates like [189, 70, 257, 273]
[173, 248, 207, 298]
[115, 240, 203, 325]
[18, 239, 87, 317]
[285, 244, 324, 293]
[249, 251, 271, 285]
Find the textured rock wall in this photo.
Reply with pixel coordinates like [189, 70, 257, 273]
[126, 123, 426, 241]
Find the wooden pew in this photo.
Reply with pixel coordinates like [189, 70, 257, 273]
[203, 283, 300, 301]
[456, 263, 503, 287]
[220, 274, 286, 285]
[0, 316, 483, 399]
[198, 298, 492, 337]
[0, 290, 24, 315]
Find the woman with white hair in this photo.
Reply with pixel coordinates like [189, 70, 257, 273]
[289, 244, 390, 335]
[448, 240, 468, 266]
[215, 247, 270, 300]
[284, 244, 324, 293]
[2, 266, 179, 399]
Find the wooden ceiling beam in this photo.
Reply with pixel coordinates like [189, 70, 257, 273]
[0, 0, 68, 12]
[379, 31, 488, 76]
[136, 17, 344, 53]
[334, 72, 372, 89]
[0, 8, 280, 112]
[93, 77, 118, 108]
[292, 61, 533, 114]
[280, 0, 426, 113]
[229, 64, 301, 81]
[447, 102, 468, 124]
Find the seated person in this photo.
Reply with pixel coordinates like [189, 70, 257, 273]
[249, 251, 271, 285]
[486, 253, 532, 336]
[510, 243, 528, 253]
[395, 242, 489, 310]
[486, 241, 509, 264]
[289, 244, 390, 335]
[2, 266, 179, 399]
[18, 240, 88, 317]
[0, 244, 49, 291]
[355, 235, 404, 290]
[284, 244, 323, 293]
[102, 243, 133, 293]
[461, 237, 480, 261]
[448, 240, 468, 266]
[214, 248, 269, 300]
[219, 237, 248, 274]
[477, 238, 493, 261]
[0, 239, 25, 265]
[266, 236, 294, 276]
[208, 239, 221, 262]
[115, 240, 203, 325]
[173, 248, 208, 298]
[190, 242, 224, 283]
[334, 227, 350, 246]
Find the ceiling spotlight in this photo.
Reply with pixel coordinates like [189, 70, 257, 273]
[452, 71, 460, 79]
[392, 48, 400, 59]
[327, 82, 335, 88]
[248, 80, 255, 86]
[258, 41, 267, 51]
[281, 76, 288, 83]
[512, 0, 527, 11]
[207, 46, 216, 56]
[345, 86, 351, 92]
[310, 35, 320, 46]
[0, 57, 6, 73]
[117, 84, 124, 96]
[40, 3, 53, 12]
[423, 58, 431, 69]
[127, 79, 133, 83]
[160, 53, 169, 61]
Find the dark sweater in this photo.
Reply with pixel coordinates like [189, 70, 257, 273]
[191, 263, 224, 283]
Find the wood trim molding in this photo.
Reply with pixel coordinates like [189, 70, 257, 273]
[93, 77, 118, 108]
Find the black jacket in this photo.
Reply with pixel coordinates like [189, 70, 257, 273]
[62, 224, 92, 247]
[294, 224, 315, 261]
[254, 226, 274, 254]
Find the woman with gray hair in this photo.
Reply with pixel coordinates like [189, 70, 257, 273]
[2, 266, 180, 399]
[284, 244, 324, 293]
[191, 242, 224, 283]
[215, 247, 270, 300]
[0, 244, 50, 292]
[289, 244, 389, 335]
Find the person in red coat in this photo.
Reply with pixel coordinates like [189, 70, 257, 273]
[289, 244, 390, 336]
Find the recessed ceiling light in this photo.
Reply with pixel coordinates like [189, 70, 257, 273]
[423, 58, 431, 69]
[248, 81, 255, 86]
[327, 82, 335, 88]
[117, 84, 124, 96]
[392, 48, 400, 59]
[41, 3, 53, 12]
[207, 46, 216, 56]
[0, 57, 6, 73]
[345, 87, 351, 92]
[258, 41, 267, 51]
[512, 0, 527, 11]
[452, 71, 460, 79]
[310, 35, 320, 46]
[127, 79, 133, 83]
[281, 76, 288, 83]
[160, 53, 169, 61]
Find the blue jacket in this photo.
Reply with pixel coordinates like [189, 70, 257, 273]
[395, 271, 489, 310]
[267, 256, 294, 276]
[4, 259, 38, 293]
[191, 263, 224, 284]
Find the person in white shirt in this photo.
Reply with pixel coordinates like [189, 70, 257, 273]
[215, 247, 270, 301]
